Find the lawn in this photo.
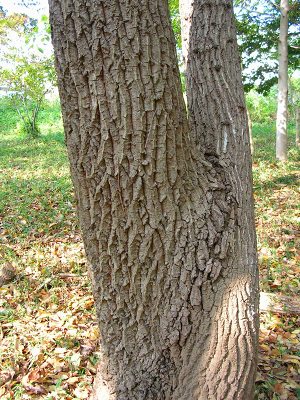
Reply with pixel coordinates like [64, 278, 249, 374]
[0, 99, 299, 399]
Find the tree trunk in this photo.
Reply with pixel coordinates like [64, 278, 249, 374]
[49, 0, 259, 399]
[247, 109, 254, 155]
[179, 1, 258, 398]
[276, 0, 289, 161]
[296, 106, 300, 147]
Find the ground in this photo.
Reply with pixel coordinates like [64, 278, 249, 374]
[0, 99, 299, 399]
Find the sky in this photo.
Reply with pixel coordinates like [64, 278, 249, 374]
[0, 0, 52, 73]
[0, 0, 298, 81]
[0, 0, 48, 18]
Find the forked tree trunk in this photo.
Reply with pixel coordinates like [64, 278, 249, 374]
[276, 0, 289, 161]
[296, 106, 300, 147]
[49, 0, 259, 399]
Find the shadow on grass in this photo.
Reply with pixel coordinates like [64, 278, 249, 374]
[0, 173, 75, 241]
[254, 172, 300, 191]
[0, 131, 67, 173]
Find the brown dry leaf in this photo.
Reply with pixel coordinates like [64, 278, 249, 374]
[66, 376, 80, 385]
[268, 333, 278, 343]
[282, 354, 300, 364]
[0, 369, 15, 386]
[270, 348, 281, 356]
[80, 344, 95, 357]
[54, 347, 67, 354]
[84, 299, 94, 309]
[260, 344, 270, 353]
[89, 326, 99, 340]
[86, 360, 97, 374]
[24, 383, 47, 395]
[74, 386, 89, 399]
[255, 372, 265, 382]
[273, 382, 284, 394]
[27, 367, 47, 383]
[22, 374, 47, 395]
[46, 356, 66, 373]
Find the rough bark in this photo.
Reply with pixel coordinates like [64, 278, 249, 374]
[276, 0, 289, 161]
[49, 0, 259, 399]
[179, 1, 259, 398]
[296, 106, 300, 147]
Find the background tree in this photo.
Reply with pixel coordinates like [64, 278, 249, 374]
[276, 0, 289, 161]
[290, 77, 300, 146]
[0, 14, 55, 137]
[296, 106, 300, 147]
[235, 0, 300, 94]
[49, 0, 259, 398]
[235, 0, 300, 160]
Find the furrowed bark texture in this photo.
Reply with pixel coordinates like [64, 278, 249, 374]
[49, 0, 259, 398]
[276, 0, 289, 161]
[179, 1, 259, 398]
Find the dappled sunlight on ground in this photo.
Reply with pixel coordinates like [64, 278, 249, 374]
[0, 107, 299, 398]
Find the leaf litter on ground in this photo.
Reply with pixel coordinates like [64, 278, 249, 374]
[0, 105, 299, 399]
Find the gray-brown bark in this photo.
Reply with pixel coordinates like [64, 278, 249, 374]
[276, 0, 289, 161]
[49, 0, 259, 399]
[179, 1, 259, 398]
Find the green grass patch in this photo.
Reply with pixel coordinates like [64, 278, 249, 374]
[0, 98, 75, 245]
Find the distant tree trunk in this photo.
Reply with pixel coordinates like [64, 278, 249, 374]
[247, 109, 254, 155]
[49, 0, 259, 399]
[296, 107, 300, 147]
[276, 0, 289, 161]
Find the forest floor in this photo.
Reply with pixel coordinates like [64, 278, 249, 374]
[0, 100, 299, 399]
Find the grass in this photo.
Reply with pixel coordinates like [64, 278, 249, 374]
[0, 99, 97, 399]
[0, 99, 299, 399]
[251, 122, 300, 399]
[252, 122, 300, 297]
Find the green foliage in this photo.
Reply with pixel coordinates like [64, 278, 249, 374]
[1, 56, 55, 137]
[247, 79, 300, 124]
[235, 0, 300, 93]
[168, 0, 181, 49]
[168, 0, 186, 91]
[289, 77, 300, 118]
[246, 88, 277, 123]
[0, 14, 56, 138]
[0, 10, 30, 45]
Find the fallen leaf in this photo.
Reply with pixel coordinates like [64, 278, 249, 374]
[282, 354, 300, 364]
[273, 382, 283, 394]
[66, 376, 80, 385]
[74, 386, 89, 399]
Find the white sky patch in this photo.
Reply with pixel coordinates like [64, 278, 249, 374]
[0, 0, 48, 18]
[0, 0, 53, 97]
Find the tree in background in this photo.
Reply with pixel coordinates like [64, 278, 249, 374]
[236, 0, 300, 160]
[235, 0, 300, 94]
[276, 0, 289, 161]
[49, 0, 259, 398]
[0, 12, 55, 137]
[289, 77, 300, 147]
